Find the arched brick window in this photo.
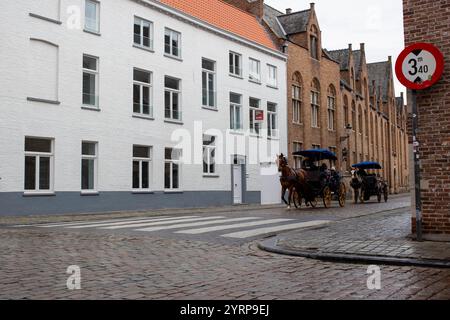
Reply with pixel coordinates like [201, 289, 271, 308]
[343, 95, 349, 128]
[292, 71, 303, 124]
[310, 25, 319, 60]
[358, 105, 363, 134]
[351, 100, 356, 130]
[311, 79, 320, 128]
[327, 85, 336, 131]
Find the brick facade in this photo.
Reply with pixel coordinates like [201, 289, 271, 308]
[222, 0, 410, 194]
[403, 0, 450, 237]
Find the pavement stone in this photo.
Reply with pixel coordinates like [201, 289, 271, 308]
[263, 209, 450, 267]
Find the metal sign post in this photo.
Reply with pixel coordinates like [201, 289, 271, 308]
[411, 89, 422, 241]
[395, 42, 444, 242]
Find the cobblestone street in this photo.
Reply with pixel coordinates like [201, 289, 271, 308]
[1, 195, 450, 300]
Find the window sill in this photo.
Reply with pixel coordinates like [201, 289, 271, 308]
[202, 106, 218, 112]
[164, 190, 184, 194]
[83, 29, 101, 36]
[164, 54, 183, 62]
[23, 192, 56, 197]
[229, 73, 243, 80]
[164, 119, 184, 125]
[293, 122, 303, 126]
[133, 44, 154, 53]
[267, 84, 278, 90]
[81, 191, 99, 196]
[249, 133, 262, 139]
[268, 136, 280, 141]
[27, 97, 61, 105]
[203, 174, 220, 178]
[249, 79, 262, 85]
[133, 114, 154, 121]
[132, 190, 154, 194]
[229, 130, 245, 136]
[312, 127, 321, 129]
[29, 13, 62, 25]
[82, 106, 101, 112]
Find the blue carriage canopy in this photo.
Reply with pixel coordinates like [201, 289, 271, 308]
[292, 149, 338, 161]
[352, 161, 383, 170]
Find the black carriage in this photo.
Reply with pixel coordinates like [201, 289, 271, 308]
[291, 149, 347, 208]
[350, 161, 389, 203]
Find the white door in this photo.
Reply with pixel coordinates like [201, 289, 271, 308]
[233, 165, 242, 204]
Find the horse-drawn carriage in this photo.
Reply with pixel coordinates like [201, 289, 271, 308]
[350, 161, 388, 203]
[277, 149, 346, 209]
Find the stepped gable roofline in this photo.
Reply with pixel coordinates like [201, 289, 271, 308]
[367, 60, 391, 101]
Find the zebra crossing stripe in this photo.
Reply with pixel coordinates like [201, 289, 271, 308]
[100, 216, 227, 230]
[221, 220, 331, 239]
[65, 216, 199, 229]
[28, 216, 168, 228]
[176, 218, 294, 235]
[135, 217, 260, 232]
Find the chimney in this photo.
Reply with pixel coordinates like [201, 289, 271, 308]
[388, 56, 392, 63]
[310, 3, 315, 10]
[348, 43, 352, 52]
[286, 8, 292, 14]
[360, 43, 365, 52]
[222, 0, 264, 19]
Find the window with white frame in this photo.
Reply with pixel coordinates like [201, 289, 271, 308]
[81, 141, 97, 191]
[267, 102, 278, 138]
[293, 142, 303, 169]
[203, 135, 216, 175]
[84, 0, 100, 33]
[267, 64, 278, 87]
[82, 55, 99, 108]
[230, 93, 242, 131]
[312, 144, 321, 150]
[164, 28, 181, 58]
[229, 51, 242, 77]
[164, 76, 181, 121]
[327, 95, 336, 131]
[165, 148, 181, 190]
[311, 90, 320, 128]
[134, 17, 153, 49]
[133, 68, 152, 117]
[292, 85, 302, 124]
[133, 145, 151, 190]
[249, 97, 261, 135]
[24, 137, 53, 192]
[249, 58, 261, 83]
[202, 58, 216, 108]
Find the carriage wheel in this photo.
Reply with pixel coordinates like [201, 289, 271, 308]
[338, 183, 346, 208]
[323, 187, 332, 208]
[293, 190, 302, 209]
[384, 187, 389, 202]
[309, 198, 318, 208]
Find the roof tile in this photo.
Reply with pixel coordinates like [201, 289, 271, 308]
[158, 0, 277, 50]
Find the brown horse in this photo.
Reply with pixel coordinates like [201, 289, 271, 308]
[276, 154, 302, 209]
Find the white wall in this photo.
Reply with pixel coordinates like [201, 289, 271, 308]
[0, 0, 287, 200]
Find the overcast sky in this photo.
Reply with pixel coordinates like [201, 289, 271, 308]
[265, 0, 405, 97]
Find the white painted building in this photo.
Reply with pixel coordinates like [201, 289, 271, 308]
[0, 0, 287, 215]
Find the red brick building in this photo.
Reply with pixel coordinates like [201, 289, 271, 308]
[403, 0, 450, 239]
[223, 0, 409, 193]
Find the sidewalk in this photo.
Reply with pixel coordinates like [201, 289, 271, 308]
[259, 208, 450, 268]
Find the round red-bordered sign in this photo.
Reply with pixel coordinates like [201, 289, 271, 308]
[395, 43, 444, 90]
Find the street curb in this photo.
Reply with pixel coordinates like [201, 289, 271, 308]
[257, 237, 450, 269]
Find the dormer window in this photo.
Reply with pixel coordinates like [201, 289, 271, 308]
[310, 25, 319, 60]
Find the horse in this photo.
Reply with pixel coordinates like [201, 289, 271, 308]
[276, 154, 302, 209]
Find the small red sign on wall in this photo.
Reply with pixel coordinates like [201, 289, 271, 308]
[255, 110, 264, 121]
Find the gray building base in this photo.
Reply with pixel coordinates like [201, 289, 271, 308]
[0, 191, 261, 216]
